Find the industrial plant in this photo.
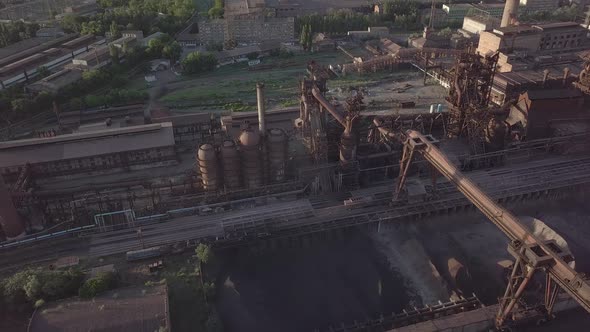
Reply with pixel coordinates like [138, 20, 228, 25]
[4, 0, 590, 331]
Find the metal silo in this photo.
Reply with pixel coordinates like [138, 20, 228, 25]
[239, 129, 262, 188]
[267, 128, 287, 183]
[197, 144, 219, 191]
[0, 175, 25, 239]
[221, 140, 242, 189]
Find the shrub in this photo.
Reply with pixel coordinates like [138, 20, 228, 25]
[34, 299, 45, 308]
[78, 272, 118, 299]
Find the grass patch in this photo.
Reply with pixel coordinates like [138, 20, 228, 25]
[158, 50, 352, 108]
[280, 98, 299, 107]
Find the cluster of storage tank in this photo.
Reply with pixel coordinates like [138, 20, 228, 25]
[196, 128, 288, 191]
[197, 82, 288, 191]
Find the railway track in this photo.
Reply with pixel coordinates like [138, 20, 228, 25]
[2, 155, 590, 270]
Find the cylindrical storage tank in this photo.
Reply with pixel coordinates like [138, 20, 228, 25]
[267, 128, 287, 183]
[437, 104, 443, 113]
[0, 175, 25, 239]
[239, 129, 262, 188]
[501, 0, 519, 27]
[339, 131, 357, 164]
[429, 104, 435, 114]
[221, 140, 242, 189]
[197, 144, 219, 191]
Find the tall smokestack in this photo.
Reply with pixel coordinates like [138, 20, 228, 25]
[501, 0, 519, 28]
[256, 82, 266, 136]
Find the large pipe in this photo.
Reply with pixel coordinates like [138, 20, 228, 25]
[373, 117, 405, 141]
[311, 87, 347, 127]
[501, 0, 519, 28]
[0, 175, 25, 239]
[257, 82, 266, 135]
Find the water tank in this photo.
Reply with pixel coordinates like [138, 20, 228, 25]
[197, 144, 219, 191]
[239, 129, 262, 188]
[267, 129, 287, 183]
[221, 140, 241, 189]
[0, 175, 25, 239]
[437, 104, 443, 113]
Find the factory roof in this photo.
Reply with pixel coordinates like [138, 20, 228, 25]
[526, 89, 582, 100]
[29, 285, 169, 332]
[534, 22, 581, 30]
[26, 68, 83, 93]
[493, 25, 539, 35]
[74, 45, 110, 62]
[494, 62, 584, 86]
[0, 122, 175, 168]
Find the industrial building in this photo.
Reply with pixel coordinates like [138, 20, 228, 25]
[0, 122, 177, 181]
[477, 22, 589, 72]
[0, 33, 99, 89]
[5, 1, 590, 329]
[26, 68, 83, 94]
[71, 46, 112, 69]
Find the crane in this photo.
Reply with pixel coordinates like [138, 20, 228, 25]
[375, 120, 590, 329]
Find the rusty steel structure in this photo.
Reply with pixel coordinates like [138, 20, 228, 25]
[445, 52, 499, 144]
[342, 48, 464, 75]
[391, 129, 590, 329]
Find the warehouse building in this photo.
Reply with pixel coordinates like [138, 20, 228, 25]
[0, 123, 177, 182]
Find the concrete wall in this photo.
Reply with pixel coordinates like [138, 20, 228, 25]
[477, 30, 542, 55]
[539, 27, 589, 53]
[476, 31, 503, 55]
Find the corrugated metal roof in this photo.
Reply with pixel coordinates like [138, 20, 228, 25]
[0, 123, 174, 168]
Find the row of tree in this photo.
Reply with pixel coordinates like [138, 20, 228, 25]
[60, 0, 195, 37]
[208, 0, 224, 19]
[0, 21, 40, 48]
[1, 267, 119, 312]
[1, 268, 84, 310]
[146, 33, 183, 62]
[518, 5, 579, 23]
[294, 1, 428, 38]
[182, 52, 218, 74]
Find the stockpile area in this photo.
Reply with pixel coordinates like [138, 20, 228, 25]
[216, 232, 411, 332]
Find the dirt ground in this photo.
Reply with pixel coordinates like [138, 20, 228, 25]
[216, 232, 410, 332]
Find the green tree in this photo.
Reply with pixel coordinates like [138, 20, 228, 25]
[195, 243, 214, 264]
[60, 14, 85, 33]
[36, 66, 50, 78]
[182, 52, 217, 74]
[246, 52, 259, 60]
[110, 20, 121, 39]
[23, 275, 42, 301]
[162, 41, 182, 62]
[148, 37, 165, 57]
[208, 7, 224, 18]
[11, 98, 32, 114]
